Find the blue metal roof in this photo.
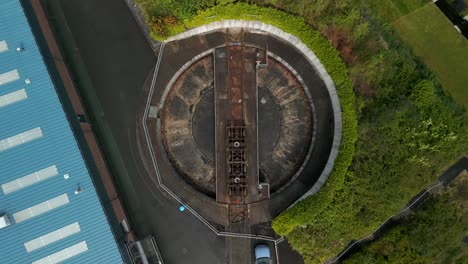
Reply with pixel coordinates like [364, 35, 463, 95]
[0, 1, 123, 263]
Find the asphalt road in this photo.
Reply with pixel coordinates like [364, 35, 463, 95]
[43, 0, 304, 263]
[47, 0, 227, 263]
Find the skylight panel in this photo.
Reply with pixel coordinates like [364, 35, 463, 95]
[0, 127, 43, 152]
[1, 165, 58, 195]
[24, 222, 81, 253]
[12, 194, 69, 223]
[31, 241, 88, 264]
[0, 69, 20, 86]
[0, 89, 27, 108]
[0, 41, 8, 53]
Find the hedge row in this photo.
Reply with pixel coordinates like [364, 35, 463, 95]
[157, 3, 358, 235]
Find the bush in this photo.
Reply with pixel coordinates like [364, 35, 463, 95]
[344, 172, 468, 264]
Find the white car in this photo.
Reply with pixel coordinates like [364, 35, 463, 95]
[254, 244, 272, 264]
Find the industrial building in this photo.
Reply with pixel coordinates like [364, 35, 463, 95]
[0, 0, 124, 263]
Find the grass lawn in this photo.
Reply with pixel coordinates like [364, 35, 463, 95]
[365, 0, 430, 22]
[394, 2, 468, 108]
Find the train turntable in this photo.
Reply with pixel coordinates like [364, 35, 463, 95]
[141, 25, 339, 263]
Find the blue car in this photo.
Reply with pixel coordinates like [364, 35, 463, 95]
[254, 244, 272, 264]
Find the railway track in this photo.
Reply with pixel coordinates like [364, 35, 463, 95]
[215, 29, 268, 263]
[225, 31, 252, 263]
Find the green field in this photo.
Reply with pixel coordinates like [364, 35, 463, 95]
[365, 0, 429, 22]
[394, 3, 468, 108]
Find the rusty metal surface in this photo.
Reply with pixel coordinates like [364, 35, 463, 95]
[226, 126, 247, 200]
[215, 41, 262, 208]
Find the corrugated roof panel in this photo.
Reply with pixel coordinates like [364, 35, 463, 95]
[0, 88, 28, 108]
[32, 241, 88, 264]
[0, 40, 8, 52]
[0, 1, 123, 263]
[1, 165, 58, 195]
[24, 222, 80, 253]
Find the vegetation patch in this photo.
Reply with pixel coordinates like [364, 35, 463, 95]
[344, 171, 468, 263]
[284, 79, 467, 263]
[393, 2, 468, 109]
